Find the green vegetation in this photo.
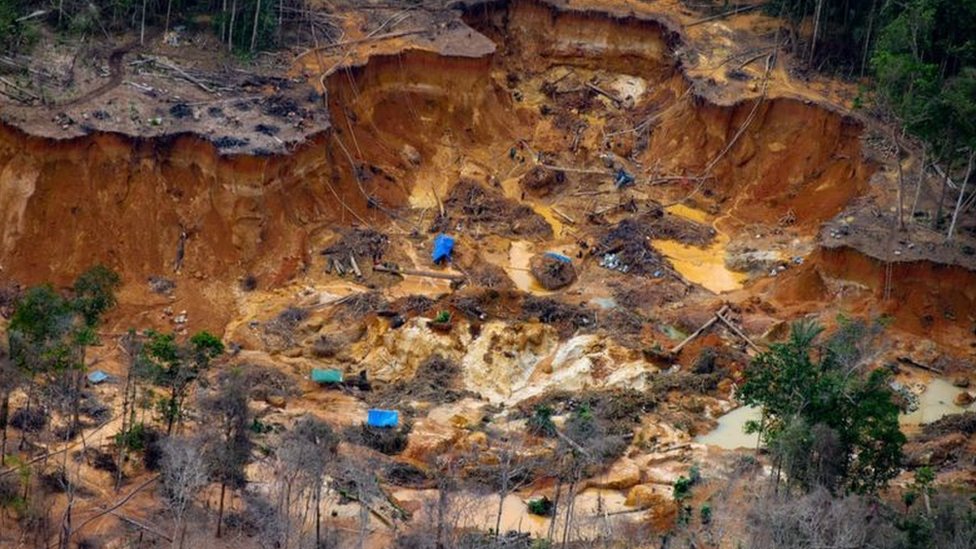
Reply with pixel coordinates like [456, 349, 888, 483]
[527, 496, 554, 517]
[139, 329, 224, 435]
[766, 1, 976, 235]
[0, 0, 305, 53]
[673, 475, 695, 525]
[699, 502, 712, 525]
[739, 318, 905, 494]
[672, 475, 693, 501]
[72, 264, 121, 327]
[528, 404, 556, 437]
[765, 0, 884, 74]
[7, 265, 120, 436]
[871, 2, 976, 147]
[114, 421, 152, 451]
[0, 0, 39, 52]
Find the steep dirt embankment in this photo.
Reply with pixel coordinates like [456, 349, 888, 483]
[813, 247, 976, 351]
[679, 99, 869, 229]
[461, 0, 871, 230]
[324, 50, 518, 195]
[0, 0, 877, 332]
[0, 123, 403, 330]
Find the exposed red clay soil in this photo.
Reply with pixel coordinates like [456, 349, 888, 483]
[2, 2, 976, 548]
[0, 0, 879, 338]
[815, 247, 976, 351]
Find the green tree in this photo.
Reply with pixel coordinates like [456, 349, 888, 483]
[140, 330, 224, 435]
[764, 0, 889, 74]
[871, 0, 976, 232]
[6, 268, 120, 439]
[739, 319, 905, 494]
[72, 264, 121, 328]
[7, 285, 76, 447]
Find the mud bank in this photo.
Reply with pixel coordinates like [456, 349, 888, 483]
[0, 0, 876, 332]
[0, 121, 400, 331]
[816, 246, 976, 349]
[332, 0, 873, 229]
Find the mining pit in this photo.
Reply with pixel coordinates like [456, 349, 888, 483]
[0, 0, 975, 547]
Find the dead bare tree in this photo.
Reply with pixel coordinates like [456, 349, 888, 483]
[910, 147, 927, 221]
[808, 0, 824, 64]
[250, 0, 263, 52]
[274, 414, 339, 549]
[430, 455, 462, 549]
[160, 436, 209, 549]
[946, 148, 975, 241]
[115, 330, 143, 491]
[200, 370, 253, 539]
[140, 0, 148, 45]
[481, 431, 540, 548]
[334, 455, 386, 549]
[0, 348, 20, 466]
[228, 0, 238, 51]
[894, 133, 907, 230]
[933, 137, 958, 229]
[165, 0, 173, 35]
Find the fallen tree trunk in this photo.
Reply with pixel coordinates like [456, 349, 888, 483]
[373, 264, 465, 281]
[897, 356, 944, 374]
[717, 311, 761, 352]
[670, 305, 729, 354]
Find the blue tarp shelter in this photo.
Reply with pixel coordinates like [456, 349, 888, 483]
[87, 370, 109, 384]
[431, 234, 455, 264]
[614, 168, 635, 188]
[367, 409, 399, 428]
[544, 252, 572, 263]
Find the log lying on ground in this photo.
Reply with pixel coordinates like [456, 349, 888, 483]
[716, 311, 761, 352]
[373, 264, 465, 281]
[670, 305, 729, 354]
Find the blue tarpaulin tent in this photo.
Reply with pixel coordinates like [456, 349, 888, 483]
[87, 370, 109, 384]
[367, 409, 399, 428]
[614, 168, 635, 188]
[544, 252, 572, 263]
[431, 234, 455, 264]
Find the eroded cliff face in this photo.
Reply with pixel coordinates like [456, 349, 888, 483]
[816, 247, 976, 350]
[1, 2, 974, 547]
[0, 123, 404, 329]
[0, 0, 882, 337]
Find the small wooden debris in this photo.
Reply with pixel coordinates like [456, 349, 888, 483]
[373, 264, 464, 281]
[671, 305, 729, 354]
[148, 56, 215, 93]
[551, 206, 576, 225]
[896, 356, 944, 374]
[349, 254, 363, 278]
[716, 311, 761, 352]
[586, 82, 622, 107]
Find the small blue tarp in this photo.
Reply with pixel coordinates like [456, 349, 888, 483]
[431, 234, 455, 264]
[614, 168, 636, 189]
[544, 252, 572, 263]
[87, 370, 109, 384]
[367, 409, 399, 428]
